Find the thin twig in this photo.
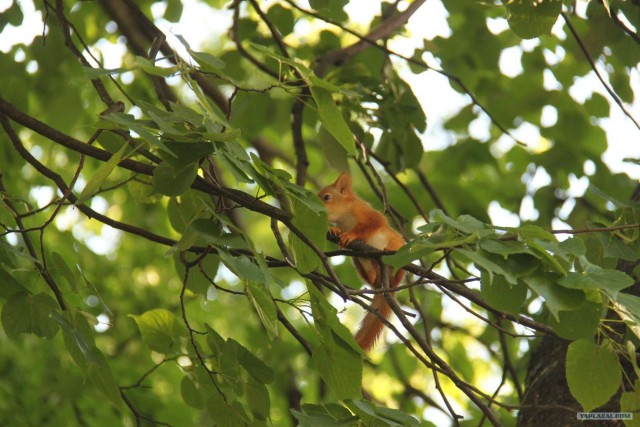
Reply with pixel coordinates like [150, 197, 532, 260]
[562, 12, 640, 131]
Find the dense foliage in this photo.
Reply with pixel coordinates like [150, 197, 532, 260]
[1, 0, 639, 426]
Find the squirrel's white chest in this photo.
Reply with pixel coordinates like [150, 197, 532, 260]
[366, 230, 389, 250]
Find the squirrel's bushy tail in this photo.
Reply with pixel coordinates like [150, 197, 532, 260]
[355, 293, 392, 351]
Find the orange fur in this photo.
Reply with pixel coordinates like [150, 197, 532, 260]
[318, 173, 405, 351]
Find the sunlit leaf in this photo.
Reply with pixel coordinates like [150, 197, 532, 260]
[77, 143, 128, 204]
[129, 308, 183, 354]
[566, 339, 621, 412]
[505, 0, 562, 39]
[310, 86, 356, 156]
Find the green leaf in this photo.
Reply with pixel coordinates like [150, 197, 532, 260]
[129, 308, 183, 354]
[0, 1, 24, 32]
[307, 283, 362, 400]
[291, 403, 357, 427]
[217, 251, 267, 284]
[558, 270, 634, 298]
[480, 273, 527, 314]
[307, 282, 360, 352]
[431, 210, 488, 234]
[505, 0, 562, 39]
[103, 112, 175, 154]
[251, 154, 326, 213]
[173, 252, 219, 296]
[213, 142, 266, 187]
[206, 393, 250, 427]
[87, 349, 123, 409]
[289, 196, 328, 273]
[77, 143, 128, 204]
[170, 102, 205, 125]
[175, 34, 227, 73]
[205, 129, 241, 143]
[54, 311, 97, 368]
[566, 339, 621, 412]
[245, 376, 270, 421]
[205, 323, 227, 362]
[620, 381, 640, 427]
[152, 161, 198, 196]
[51, 310, 121, 407]
[135, 56, 178, 77]
[164, 0, 183, 22]
[584, 93, 610, 118]
[167, 192, 207, 233]
[526, 239, 567, 274]
[556, 238, 587, 258]
[245, 282, 278, 339]
[349, 399, 420, 426]
[1, 291, 59, 339]
[588, 184, 640, 209]
[610, 293, 640, 340]
[191, 219, 246, 248]
[449, 341, 475, 383]
[547, 300, 602, 340]
[384, 240, 432, 272]
[227, 338, 275, 384]
[479, 239, 534, 259]
[313, 343, 362, 401]
[266, 4, 295, 35]
[385, 230, 478, 271]
[318, 126, 350, 171]
[500, 253, 541, 278]
[628, 342, 640, 379]
[51, 251, 79, 293]
[595, 232, 639, 261]
[523, 273, 585, 319]
[457, 249, 517, 284]
[0, 267, 26, 300]
[309, 0, 348, 21]
[190, 50, 227, 73]
[515, 224, 556, 241]
[181, 376, 205, 409]
[310, 86, 356, 155]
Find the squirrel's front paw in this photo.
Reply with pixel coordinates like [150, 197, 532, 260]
[339, 231, 358, 247]
[328, 227, 342, 236]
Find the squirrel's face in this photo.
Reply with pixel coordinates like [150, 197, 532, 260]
[318, 173, 353, 223]
[318, 188, 341, 222]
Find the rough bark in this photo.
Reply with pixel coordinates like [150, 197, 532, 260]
[518, 187, 640, 427]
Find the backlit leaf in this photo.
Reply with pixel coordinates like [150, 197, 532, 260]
[129, 308, 183, 354]
[566, 339, 621, 412]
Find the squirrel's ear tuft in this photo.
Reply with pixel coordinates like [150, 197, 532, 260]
[336, 173, 352, 193]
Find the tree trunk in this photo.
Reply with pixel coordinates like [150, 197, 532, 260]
[519, 187, 640, 427]
[518, 336, 627, 427]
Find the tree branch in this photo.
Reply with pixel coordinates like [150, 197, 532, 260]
[0, 97, 292, 223]
[313, 0, 427, 76]
[325, 233, 555, 335]
[562, 11, 640, 132]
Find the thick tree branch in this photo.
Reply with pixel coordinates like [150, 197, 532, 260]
[284, 0, 523, 144]
[313, 0, 427, 76]
[101, 0, 228, 111]
[325, 233, 555, 335]
[0, 97, 291, 223]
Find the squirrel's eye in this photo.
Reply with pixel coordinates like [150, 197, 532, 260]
[323, 194, 331, 201]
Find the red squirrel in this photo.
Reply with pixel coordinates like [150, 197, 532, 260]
[317, 173, 405, 351]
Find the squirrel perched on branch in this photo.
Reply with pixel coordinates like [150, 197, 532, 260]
[318, 173, 405, 351]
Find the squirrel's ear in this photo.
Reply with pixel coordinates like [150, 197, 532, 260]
[336, 173, 351, 193]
